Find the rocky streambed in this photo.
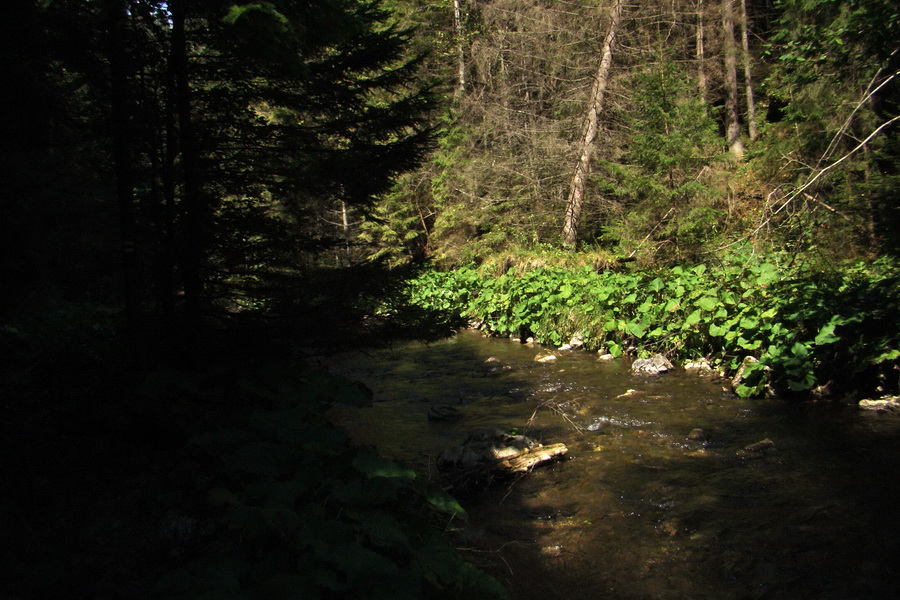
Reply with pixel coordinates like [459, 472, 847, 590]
[331, 329, 900, 600]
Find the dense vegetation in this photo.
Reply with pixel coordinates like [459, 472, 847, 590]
[2, 0, 898, 598]
[405, 250, 900, 398]
[363, 0, 899, 267]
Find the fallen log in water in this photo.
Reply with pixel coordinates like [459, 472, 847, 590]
[500, 443, 569, 472]
[437, 429, 568, 489]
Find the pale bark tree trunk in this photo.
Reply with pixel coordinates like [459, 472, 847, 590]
[562, 0, 624, 248]
[341, 199, 351, 266]
[739, 0, 757, 140]
[722, 0, 745, 158]
[696, 0, 707, 102]
[453, 0, 466, 99]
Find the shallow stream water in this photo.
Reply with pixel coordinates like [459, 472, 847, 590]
[331, 330, 900, 600]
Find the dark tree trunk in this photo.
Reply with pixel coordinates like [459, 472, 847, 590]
[170, 0, 205, 336]
[106, 0, 140, 363]
[722, 0, 745, 158]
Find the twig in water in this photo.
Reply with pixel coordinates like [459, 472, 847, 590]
[457, 543, 519, 576]
[526, 399, 585, 435]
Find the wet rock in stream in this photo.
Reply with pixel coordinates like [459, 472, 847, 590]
[534, 352, 558, 364]
[437, 429, 568, 487]
[737, 437, 776, 458]
[427, 404, 463, 422]
[632, 354, 674, 375]
[859, 396, 900, 413]
[683, 358, 717, 375]
[687, 428, 709, 442]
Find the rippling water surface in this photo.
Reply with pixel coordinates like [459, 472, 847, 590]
[332, 330, 900, 599]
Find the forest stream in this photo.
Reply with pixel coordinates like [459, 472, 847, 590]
[331, 329, 900, 600]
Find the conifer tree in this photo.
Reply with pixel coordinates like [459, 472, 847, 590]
[764, 0, 900, 253]
[603, 59, 723, 261]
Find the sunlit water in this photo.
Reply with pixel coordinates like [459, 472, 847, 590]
[331, 330, 900, 600]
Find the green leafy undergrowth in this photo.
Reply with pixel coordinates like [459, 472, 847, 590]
[407, 253, 900, 398]
[157, 367, 505, 600]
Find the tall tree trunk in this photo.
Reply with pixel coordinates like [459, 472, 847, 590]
[160, 60, 179, 318]
[170, 0, 205, 334]
[722, 0, 745, 158]
[341, 199, 351, 267]
[696, 0, 707, 102]
[739, 0, 757, 140]
[562, 0, 623, 248]
[106, 0, 140, 362]
[453, 0, 466, 99]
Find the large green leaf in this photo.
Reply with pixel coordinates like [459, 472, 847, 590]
[626, 321, 646, 339]
[425, 487, 468, 519]
[814, 321, 840, 345]
[353, 452, 417, 481]
[697, 296, 718, 311]
[791, 342, 809, 358]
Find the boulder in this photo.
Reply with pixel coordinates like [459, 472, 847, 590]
[859, 396, 900, 413]
[731, 356, 764, 388]
[570, 333, 585, 347]
[534, 352, 558, 363]
[560, 333, 585, 351]
[683, 358, 716, 376]
[632, 354, 674, 375]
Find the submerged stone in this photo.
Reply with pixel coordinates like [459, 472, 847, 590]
[688, 428, 709, 442]
[737, 437, 776, 457]
[428, 404, 462, 422]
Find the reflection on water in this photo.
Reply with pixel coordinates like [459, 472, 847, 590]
[332, 330, 900, 599]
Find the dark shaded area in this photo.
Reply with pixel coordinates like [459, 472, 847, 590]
[770, 267, 900, 398]
[0, 274, 474, 599]
[0, 1, 489, 597]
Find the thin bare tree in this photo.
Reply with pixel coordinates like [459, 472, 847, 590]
[453, 0, 466, 99]
[562, 0, 625, 247]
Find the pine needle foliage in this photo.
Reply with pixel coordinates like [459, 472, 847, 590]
[600, 59, 725, 262]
